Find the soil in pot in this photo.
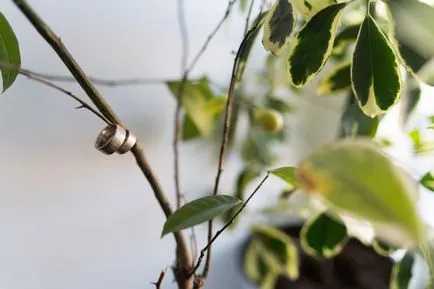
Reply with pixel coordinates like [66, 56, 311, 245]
[241, 224, 393, 289]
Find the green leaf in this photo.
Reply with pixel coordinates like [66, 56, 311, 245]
[0, 12, 21, 92]
[251, 225, 299, 279]
[260, 273, 278, 289]
[296, 138, 424, 246]
[387, 0, 434, 61]
[237, 11, 267, 85]
[161, 195, 242, 236]
[401, 78, 421, 125]
[292, 0, 337, 19]
[167, 79, 225, 138]
[270, 167, 299, 188]
[287, 3, 347, 87]
[244, 239, 281, 285]
[300, 212, 348, 258]
[181, 115, 201, 140]
[317, 61, 351, 95]
[372, 239, 398, 256]
[267, 97, 294, 113]
[390, 251, 415, 289]
[262, 0, 296, 55]
[340, 99, 379, 138]
[421, 171, 434, 192]
[409, 130, 434, 156]
[351, 14, 402, 117]
[332, 24, 360, 55]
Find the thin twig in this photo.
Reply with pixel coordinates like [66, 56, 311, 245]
[174, 0, 189, 209]
[17, 69, 174, 87]
[151, 269, 167, 289]
[12, 1, 193, 288]
[244, 0, 255, 36]
[187, 0, 237, 72]
[19, 69, 112, 124]
[173, 0, 238, 210]
[201, 11, 262, 280]
[190, 172, 270, 277]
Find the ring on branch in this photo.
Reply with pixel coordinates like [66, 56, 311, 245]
[95, 124, 137, 155]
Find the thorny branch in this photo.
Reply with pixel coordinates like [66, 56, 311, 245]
[11, 1, 192, 288]
[191, 173, 270, 278]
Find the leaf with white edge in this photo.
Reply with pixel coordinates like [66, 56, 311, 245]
[317, 61, 351, 95]
[252, 225, 299, 279]
[390, 252, 415, 289]
[332, 24, 360, 55]
[340, 99, 379, 138]
[288, 3, 347, 87]
[351, 14, 402, 117]
[260, 272, 278, 289]
[262, 0, 296, 55]
[161, 195, 242, 237]
[292, 0, 336, 19]
[296, 138, 424, 247]
[0, 12, 21, 93]
[372, 239, 398, 257]
[301, 212, 348, 258]
[270, 167, 299, 188]
[244, 239, 281, 285]
[387, 0, 434, 61]
[401, 78, 421, 125]
[421, 171, 434, 192]
[237, 11, 267, 85]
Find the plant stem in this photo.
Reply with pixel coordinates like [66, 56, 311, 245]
[191, 172, 270, 277]
[202, 13, 261, 280]
[12, 1, 193, 288]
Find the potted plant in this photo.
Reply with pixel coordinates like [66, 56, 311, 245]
[0, 0, 433, 288]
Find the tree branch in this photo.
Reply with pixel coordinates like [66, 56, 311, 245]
[173, 0, 238, 210]
[174, 0, 189, 209]
[151, 269, 167, 289]
[201, 11, 262, 279]
[191, 172, 270, 278]
[18, 69, 111, 124]
[244, 0, 255, 36]
[12, 1, 192, 288]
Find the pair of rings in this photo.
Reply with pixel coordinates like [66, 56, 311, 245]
[95, 124, 137, 155]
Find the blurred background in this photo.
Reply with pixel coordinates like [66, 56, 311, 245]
[0, 1, 433, 289]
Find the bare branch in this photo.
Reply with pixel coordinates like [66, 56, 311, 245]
[11, 1, 193, 288]
[174, 0, 189, 209]
[173, 0, 238, 210]
[151, 269, 167, 289]
[190, 172, 270, 277]
[202, 10, 263, 280]
[187, 0, 237, 72]
[16, 69, 174, 87]
[18, 69, 112, 124]
[244, 0, 256, 36]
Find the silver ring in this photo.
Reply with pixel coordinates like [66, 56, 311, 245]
[117, 130, 137, 154]
[95, 124, 127, 155]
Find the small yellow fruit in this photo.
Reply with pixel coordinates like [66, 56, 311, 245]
[254, 108, 284, 133]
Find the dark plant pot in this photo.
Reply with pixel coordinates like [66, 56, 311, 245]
[240, 223, 393, 289]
